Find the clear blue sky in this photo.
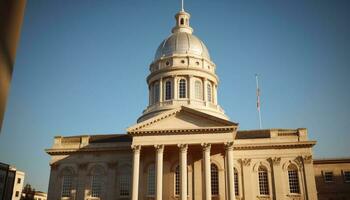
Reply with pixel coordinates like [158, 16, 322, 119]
[0, 0, 349, 192]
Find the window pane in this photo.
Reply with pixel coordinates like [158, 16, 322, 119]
[324, 172, 333, 182]
[91, 175, 102, 197]
[148, 164, 155, 196]
[179, 79, 186, 98]
[165, 81, 172, 100]
[344, 171, 350, 182]
[288, 169, 300, 193]
[61, 175, 73, 197]
[258, 167, 269, 195]
[120, 174, 131, 196]
[211, 164, 219, 195]
[175, 166, 180, 196]
[234, 168, 239, 196]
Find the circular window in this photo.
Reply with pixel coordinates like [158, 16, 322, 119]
[166, 61, 170, 66]
[196, 61, 200, 65]
[181, 60, 185, 64]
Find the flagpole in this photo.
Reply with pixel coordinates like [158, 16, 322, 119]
[255, 74, 262, 129]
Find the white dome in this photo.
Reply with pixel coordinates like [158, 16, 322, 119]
[154, 32, 211, 61]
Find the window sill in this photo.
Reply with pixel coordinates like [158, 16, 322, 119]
[257, 195, 271, 200]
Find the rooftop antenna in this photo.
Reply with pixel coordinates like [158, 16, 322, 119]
[255, 74, 262, 129]
[181, 0, 184, 11]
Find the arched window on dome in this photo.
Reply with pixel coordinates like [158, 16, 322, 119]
[195, 80, 202, 100]
[288, 164, 300, 194]
[165, 81, 172, 100]
[147, 164, 155, 196]
[211, 163, 219, 195]
[207, 83, 212, 102]
[179, 79, 187, 99]
[258, 166, 269, 195]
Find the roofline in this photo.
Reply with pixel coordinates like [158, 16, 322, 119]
[313, 158, 350, 164]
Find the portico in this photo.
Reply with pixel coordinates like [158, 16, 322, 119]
[127, 106, 237, 200]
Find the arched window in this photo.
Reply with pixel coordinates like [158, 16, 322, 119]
[180, 18, 184, 25]
[90, 166, 103, 198]
[211, 164, 219, 195]
[288, 165, 300, 194]
[234, 168, 239, 196]
[147, 164, 155, 196]
[165, 81, 172, 100]
[207, 83, 212, 102]
[154, 82, 160, 103]
[119, 166, 131, 197]
[179, 79, 187, 98]
[195, 80, 202, 100]
[258, 166, 269, 195]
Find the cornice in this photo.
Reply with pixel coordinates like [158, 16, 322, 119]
[45, 146, 131, 155]
[233, 141, 316, 150]
[128, 126, 236, 136]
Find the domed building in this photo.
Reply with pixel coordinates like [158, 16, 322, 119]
[46, 6, 321, 200]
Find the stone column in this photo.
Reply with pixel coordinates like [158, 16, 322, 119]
[203, 78, 208, 103]
[159, 78, 163, 103]
[240, 158, 253, 200]
[188, 75, 194, 100]
[225, 142, 235, 200]
[178, 144, 188, 200]
[202, 143, 211, 200]
[155, 145, 164, 200]
[269, 157, 283, 199]
[301, 155, 317, 200]
[173, 76, 178, 100]
[131, 145, 141, 200]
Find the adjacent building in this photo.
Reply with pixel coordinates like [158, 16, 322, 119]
[45, 7, 323, 200]
[0, 163, 25, 200]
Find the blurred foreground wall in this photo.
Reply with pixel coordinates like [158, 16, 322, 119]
[0, 0, 27, 133]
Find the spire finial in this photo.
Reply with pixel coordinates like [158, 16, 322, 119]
[181, 0, 184, 11]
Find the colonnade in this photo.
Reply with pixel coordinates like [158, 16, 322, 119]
[131, 142, 235, 200]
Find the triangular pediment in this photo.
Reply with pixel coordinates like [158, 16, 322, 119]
[127, 106, 237, 135]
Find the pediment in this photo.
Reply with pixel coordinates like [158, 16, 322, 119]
[127, 106, 237, 135]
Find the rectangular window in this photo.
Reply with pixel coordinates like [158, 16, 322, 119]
[344, 171, 350, 183]
[17, 178, 21, 184]
[147, 165, 155, 196]
[91, 175, 102, 197]
[15, 191, 19, 197]
[61, 175, 73, 197]
[234, 171, 239, 196]
[288, 170, 300, 193]
[324, 171, 333, 183]
[119, 174, 130, 196]
[258, 170, 269, 195]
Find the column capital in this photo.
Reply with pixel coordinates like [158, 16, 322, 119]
[177, 144, 188, 152]
[239, 158, 251, 166]
[224, 142, 234, 151]
[201, 143, 211, 152]
[131, 145, 141, 153]
[268, 157, 281, 166]
[154, 144, 164, 153]
[299, 155, 313, 164]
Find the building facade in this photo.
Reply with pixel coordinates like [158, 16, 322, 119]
[46, 7, 319, 200]
[0, 163, 25, 200]
[313, 158, 350, 200]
